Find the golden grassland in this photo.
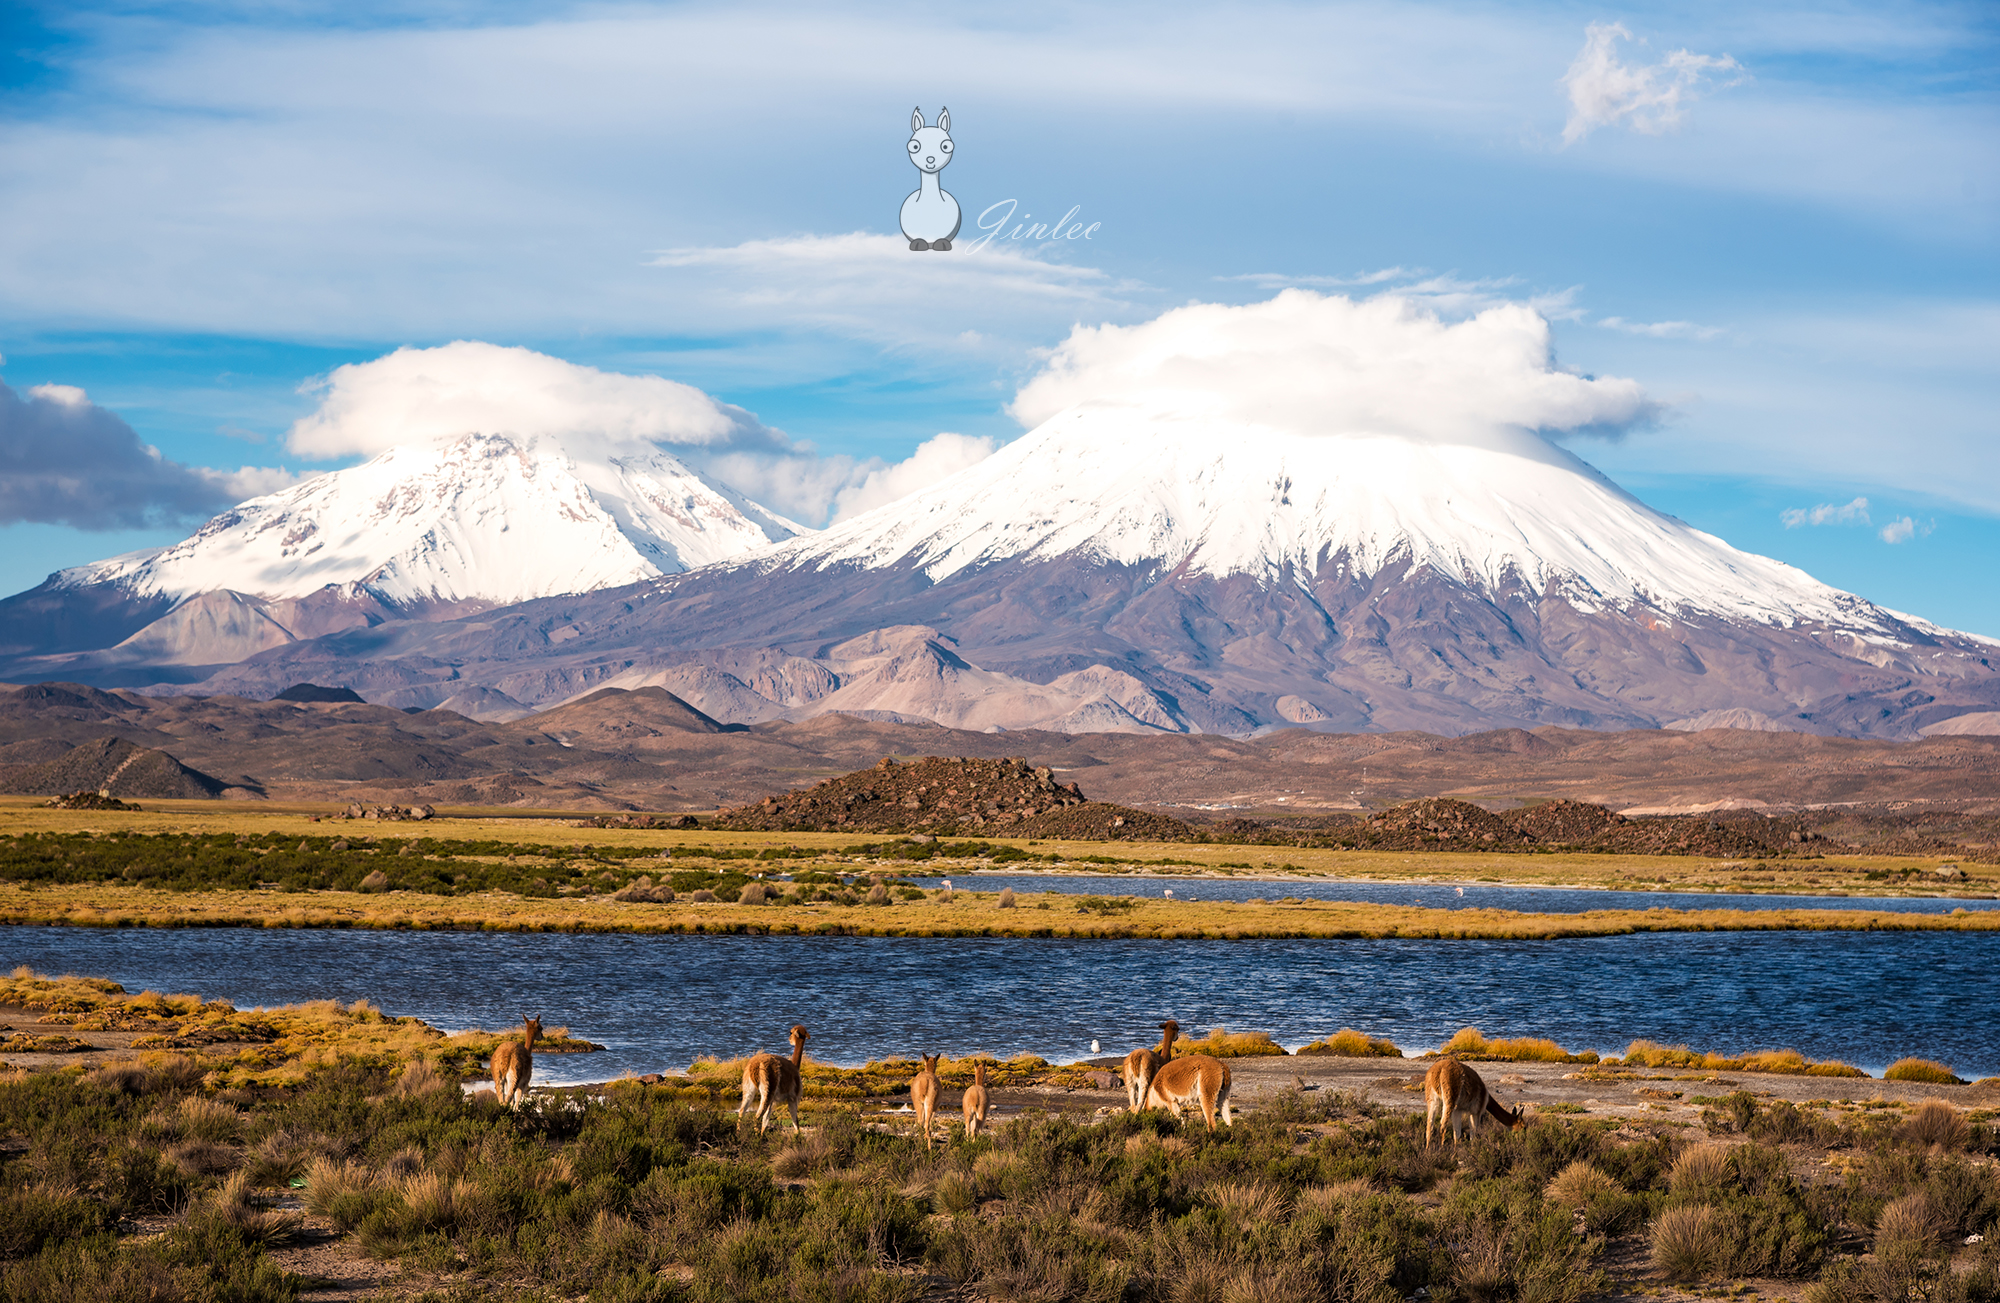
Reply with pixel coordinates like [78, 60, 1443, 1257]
[1, 876, 1997, 939]
[3, 794, 1995, 900]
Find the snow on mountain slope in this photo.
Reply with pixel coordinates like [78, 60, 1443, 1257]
[764, 406, 1893, 636]
[54, 432, 805, 608]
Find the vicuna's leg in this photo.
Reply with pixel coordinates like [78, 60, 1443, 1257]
[1218, 1077, 1234, 1128]
[787, 1096, 801, 1133]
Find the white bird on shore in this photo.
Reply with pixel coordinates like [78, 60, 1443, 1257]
[1456, 887, 1464, 897]
[1164, 888, 1174, 898]
[1091, 1039, 1100, 1054]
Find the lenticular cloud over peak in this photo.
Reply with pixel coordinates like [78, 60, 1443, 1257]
[287, 341, 773, 460]
[1009, 290, 1658, 452]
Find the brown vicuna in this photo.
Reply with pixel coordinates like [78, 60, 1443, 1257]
[962, 1062, 989, 1140]
[910, 1053, 942, 1150]
[1123, 1019, 1181, 1111]
[1424, 1057, 1525, 1148]
[491, 1014, 541, 1109]
[1144, 1022, 1233, 1131]
[739, 1024, 810, 1133]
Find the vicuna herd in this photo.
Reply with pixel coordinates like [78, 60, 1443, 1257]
[487, 1017, 1525, 1148]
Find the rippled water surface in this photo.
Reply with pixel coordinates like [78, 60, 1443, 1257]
[913, 873, 2000, 915]
[3, 927, 1993, 1084]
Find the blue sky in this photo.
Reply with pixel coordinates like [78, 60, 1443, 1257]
[2, 1, 1996, 632]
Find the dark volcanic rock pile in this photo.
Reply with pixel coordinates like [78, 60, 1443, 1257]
[1244, 797, 1828, 858]
[713, 755, 1119, 834]
[44, 791, 141, 810]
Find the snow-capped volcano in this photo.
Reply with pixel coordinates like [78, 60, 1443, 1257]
[0, 430, 804, 672]
[60, 432, 802, 608]
[767, 403, 1892, 637]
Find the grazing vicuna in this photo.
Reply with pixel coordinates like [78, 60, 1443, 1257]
[739, 1024, 810, 1134]
[1122, 1019, 1181, 1111]
[1144, 1022, 1233, 1131]
[491, 1014, 541, 1109]
[1424, 1057, 1525, 1148]
[962, 1062, 989, 1140]
[910, 1053, 942, 1150]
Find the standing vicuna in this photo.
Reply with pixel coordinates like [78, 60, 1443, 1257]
[1122, 1019, 1181, 1112]
[910, 1053, 942, 1150]
[1424, 1057, 1525, 1148]
[739, 1024, 810, 1134]
[962, 1061, 990, 1140]
[491, 1014, 541, 1109]
[1144, 1022, 1234, 1132]
[900, 108, 961, 251]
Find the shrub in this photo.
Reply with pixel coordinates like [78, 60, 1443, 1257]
[1170, 1028, 1288, 1059]
[1668, 1144, 1735, 1200]
[997, 888, 1016, 909]
[358, 870, 390, 892]
[1546, 1161, 1621, 1207]
[864, 882, 889, 905]
[1875, 1189, 1945, 1249]
[738, 882, 768, 906]
[1297, 1028, 1404, 1058]
[1441, 1027, 1575, 1062]
[1885, 1058, 1964, 1085]
[1651, 1204, 1726, 1281]
[689, 889, 717, 902]
[1902, 1099, 1971, 1148]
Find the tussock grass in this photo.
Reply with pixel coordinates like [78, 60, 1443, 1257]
[1616, 1039, 1866, 1077]
[1651, 1203, 1726, 1280]
[1168, 1027, 1287, 1058]
[1547, 1160, 1623, 1207]
[1438, 1026, 1593, 1063]
[1296, 1027, 1404, 1057]
[1900, 1099, 1970, 1148]
[5, 873, 1998, 941]
[1874, 1190, 1945, 1249]
[1885, 1057, 1965, 1084]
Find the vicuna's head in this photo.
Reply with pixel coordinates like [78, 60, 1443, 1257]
[1503, 1103, 1527, 1130]
[1158, 1020, 1181, 1046]
[522, 1014, 542, 1048]
[922, 1053, 941, 1075]
[908, 107, 953, 175]
[789, 1024, 810, 1050]
[974, 1062, 987, 1085]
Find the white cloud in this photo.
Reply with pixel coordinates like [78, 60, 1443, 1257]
[1781, 497, 1870, 528]
[831, 432, 998, 522]
[1879, 516, 1933, 544]
[1009, 289, 1659, 449]
[281, 339, 994, 527]
[287, 341, 769, 459]
[1561, 22, 1746, 145]
[1597, 316, 1725, 341]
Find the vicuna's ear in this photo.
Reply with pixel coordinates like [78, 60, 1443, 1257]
[938, 107, 950, 133]
[911, 107, 923, 132]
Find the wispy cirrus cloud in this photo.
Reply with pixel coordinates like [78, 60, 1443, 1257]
[1879, 515, 1934, 544]
[1596, 316, 1725, 341]
[1560, 21, 1747, 145]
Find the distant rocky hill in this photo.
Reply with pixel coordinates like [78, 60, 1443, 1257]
[0, 736, 227, 799]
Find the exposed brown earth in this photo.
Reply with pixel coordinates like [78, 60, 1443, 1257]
[3, 680, 2000, 858]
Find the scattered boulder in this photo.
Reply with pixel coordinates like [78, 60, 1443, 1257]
[340, 803, 435, 822]
[43, 791, 140, 811]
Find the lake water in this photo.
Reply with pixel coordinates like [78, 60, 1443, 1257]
[3, 927, 1992, 1084]
[913, 873, 2000, 915]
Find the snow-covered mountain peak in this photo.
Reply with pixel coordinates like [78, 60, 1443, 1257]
[58, 431, 805, 608]
[762, 404, 1891, 635]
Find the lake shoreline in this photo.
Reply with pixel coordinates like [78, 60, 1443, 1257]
[4, 880, 1999, 940]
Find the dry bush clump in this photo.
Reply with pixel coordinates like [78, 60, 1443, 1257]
[997, 887, 1016, 909]
[1884, 1057, 1964, 1084]
[208, 1170, 299, 1246]
[1901, 1099, 1969, 1149]
[1667, 1143, 1735, 1199]
[1440, 1026, 1582, 1062]
[1547, 1160, 1623, 1207]
[1295, 1027, 1404, 1057]
[1651, 1203, 1726, 1281]
[1873, 1190, 1945, 1249]
[1169, 1028, 1287, 1059]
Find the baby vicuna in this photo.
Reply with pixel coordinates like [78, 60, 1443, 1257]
[739, 1024, 811, 1134]
[1423, 1057, 1525, 1148]
[491, 1014, 541, 1109]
